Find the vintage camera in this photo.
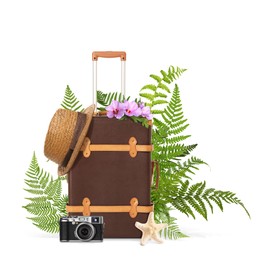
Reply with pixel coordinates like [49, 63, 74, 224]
[60, 216, 104, 242]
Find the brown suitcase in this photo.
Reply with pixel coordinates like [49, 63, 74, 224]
[66, 52, 154, 238]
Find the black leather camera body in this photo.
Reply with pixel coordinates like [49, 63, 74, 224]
[60, 216, 104, 242]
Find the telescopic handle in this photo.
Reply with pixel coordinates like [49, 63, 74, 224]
[92, 51, 126, 110]
[92, 51, 126, 61]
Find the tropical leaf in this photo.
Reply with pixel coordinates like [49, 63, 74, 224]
[61, 85, 84, 111]
[169, 181, 250, 220]
[23, 153, 67, 233]
[140, 66, 186, 109]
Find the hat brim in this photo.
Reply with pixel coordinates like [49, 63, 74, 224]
[58, 105, 95, 176]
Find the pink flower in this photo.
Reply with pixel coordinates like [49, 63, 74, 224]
[124, 101, 142, 117]
[141, 106, 153, 120]
[138, 102, 145, 109]
[106, 100, 125, 119]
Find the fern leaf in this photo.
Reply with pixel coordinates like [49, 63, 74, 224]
[174, 181, 250, 220]
[151, 109, 164, 114]
[172, 197, 196, 219]
[25, 196, 48, 202]
[29, 214, 61, 233]
[163, 76, 171, 84]
[196, 181, 206, 195]
[141, 67, 250, 232]
[57, 195, 68, 215]
[97, 90, 129, 109]
[23, 201, 56, 216]
[166, 135, 191, 144]
[188, 182, 202, 196]
[168, 124, 189, 135]
[155, 210, 187, 239]
[139, 93, 155, 102]
[152, 99, 168, 106]
[160, 70, 168, 78]
[178, 180, 190, 196]
[161, 144, 198, 160]
[140, 84, 157, 92]
[150, 74, 162, 83]
[24, 188, 43, 195]
[158, 83, 171, 93]
[155, 92, 168, 98]
[61, 85, 84, 112]
[187, 196, 207, 219]
[203, 197, 214, 214]
[162, 219, 188, 239]
[209, 196, 224, 212]
[24, 180, 41, 189]
[23, 153, 68, 233]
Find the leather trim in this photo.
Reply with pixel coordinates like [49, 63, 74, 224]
[66, 197, 154, 218]
[151, 161, 160, 189]
[80, 137, 153, 158]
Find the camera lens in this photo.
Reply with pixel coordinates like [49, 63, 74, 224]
[75, 223, 95, 241]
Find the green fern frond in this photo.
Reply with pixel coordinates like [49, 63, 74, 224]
[140, 66, 186, 109]
[29, 214, 62, 233]
[150, 74, 162, 83]
[139, 93, 155, 102]
[166, 135, 191, 144]
[97, 90, 129, 109]
[168, 124, 189, 136]
[23, 201, 57, 216]
[160, 144, 198, 160]
[172, 197, 196, 219]
[23, 153, 67, 233]
[163, 219, 188, 239]
[158, 83, 170, 93]
[151, 109, 164, 114]
[140, 84, 157, 92]
[57, 195, 68, 215]
[155, 92, 168, 98]
[178, 156, 208, 177]
[171, 181, 250, 219]
[154, 209, 187, 239]
[61, 85, 84, 111]
[24, 188, 44, 195]
[152, 99, 168, 106]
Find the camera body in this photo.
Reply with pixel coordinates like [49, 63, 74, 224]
[60, 216, 104, 242]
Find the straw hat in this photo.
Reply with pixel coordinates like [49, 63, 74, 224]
[44, 105, 95, 176]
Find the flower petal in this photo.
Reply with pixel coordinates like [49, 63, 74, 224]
[146, 113, 153, 120]
[118, 102, 127, 110]
[129, 101, 138, 111]
[106, 104, 114, 112]
[139, 102, 145, 109]
[141, 106, 152, 118]
[111, 100, 119, 110]
[107, 111, 115, 118]
[133, 107, 142, 117]
[116, 109, 125, 119]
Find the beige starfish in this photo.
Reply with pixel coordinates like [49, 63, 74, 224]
[135, 212, 168, 246]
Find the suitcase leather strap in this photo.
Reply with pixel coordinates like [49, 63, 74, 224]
[66, 197, 154, 218]
[80, 137, 153, 158]
[151, 161, 160, 189]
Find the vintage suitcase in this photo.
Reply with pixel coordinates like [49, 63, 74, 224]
[66, 51, 154, 238]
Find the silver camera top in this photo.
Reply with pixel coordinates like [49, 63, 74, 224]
[62, 216, 103, 224]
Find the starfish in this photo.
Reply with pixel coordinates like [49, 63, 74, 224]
[135, 212, 168, 246]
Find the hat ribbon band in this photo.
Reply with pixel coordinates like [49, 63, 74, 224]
[61, 113, 87, 167]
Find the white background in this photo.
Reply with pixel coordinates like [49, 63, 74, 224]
[0, 0, 267, 259]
